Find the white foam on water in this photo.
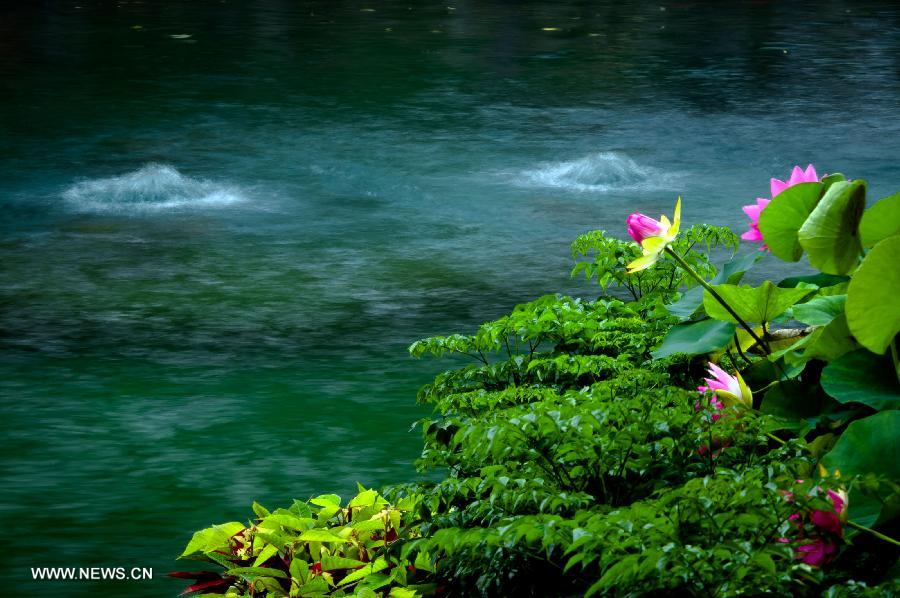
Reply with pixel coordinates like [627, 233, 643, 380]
[519, 151, 673, 192]
[62, 164, 245, 213]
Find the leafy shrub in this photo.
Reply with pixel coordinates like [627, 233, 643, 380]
[173, 488, 432, 597]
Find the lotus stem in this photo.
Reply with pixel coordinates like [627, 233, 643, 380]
[847, 520, 900, 548]
[664, 247, 770, 354]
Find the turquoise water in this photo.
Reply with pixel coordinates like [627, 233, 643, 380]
[2, 1, 900, 595]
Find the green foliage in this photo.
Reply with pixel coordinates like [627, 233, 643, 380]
[571, 224, 738, 300]
[174, 488, 430, 597]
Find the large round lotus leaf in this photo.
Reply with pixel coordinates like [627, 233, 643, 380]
[703, 280, 811, 325]
[798, 180, 866, 275]
[821, 349, 900, 411]
[860, 192, 900, 248]
[822, 411, 900, 481]
[758, 182, 823, 262]
[846, 235, 900, 354]
[651, 318, 736, 358]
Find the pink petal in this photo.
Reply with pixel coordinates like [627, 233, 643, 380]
[827, 490, 845, 514]
[742, 203, 762, 221]
[742, 227, 763, 241]
[707, 363, 733, 387]
[811, 510, 842, 535]
[771, 178, 788, 197]
[803, 164, 818, 181]
[796, 539, 837, 567]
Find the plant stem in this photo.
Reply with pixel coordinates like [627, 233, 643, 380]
[848, 520, 900, 547]
[890, 337, 899, 386]
[665, 247, 769, 354]
[764, 432, 786, 446]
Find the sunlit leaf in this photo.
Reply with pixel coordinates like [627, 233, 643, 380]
[860, 192, 900, 248]
[797, 180, 866, 275]
[792, 294, 845, 327]
[758, 182, 823, 261]
[846, 235, 900, 354]
[703, 281, 811, 325]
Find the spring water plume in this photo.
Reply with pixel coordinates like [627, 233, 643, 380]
[521, 151, 672, 193]
[62, 164, 244, 213]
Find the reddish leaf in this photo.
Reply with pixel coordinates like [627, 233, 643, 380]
[180, 577, 231, 596]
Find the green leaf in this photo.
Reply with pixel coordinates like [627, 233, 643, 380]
[310, 494, 341, 507]
[261, 513, 315, 531]
[290, 558, 310, 584]
[778, 273, 849, 289]
[860, 192, 900, 248]
[703, 281, 811, 325]
[181, 522, 244, 557]
[651, 319, 736, 358]
[792, 294, 846, 327]
[252, 543, 279, 568]
[226, 566, 289, 580]
[760, 380, 828, 420]
[798, 180, 866, 275]
[299, 576, 330, 594]
[846, 235, 900, 354]
[820, 349, 900, 411]
[665, 253, 757, 320]
[800, 313, 857, 363]
[252, 501, 270, 519]
[321, 555, 367, 570]
[822, 410, 900, 481]
[298, 529, 349, 543]
[348, 489, 379, 508]
[758, 182, 824, 261]
[338, 557, 388, 586]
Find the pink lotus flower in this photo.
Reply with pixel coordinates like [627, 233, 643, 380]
[740, 197, 770, 247]
[796, 538, 838, 567]
[627, 213, 667, 244]
[779, 483, 849, 567]
[810, 489, 849, 535]
[625, 198, 681, 273]
[770, 164, 819, 198]
[698, 363, 752, 409]
[742, 164, 819, 250]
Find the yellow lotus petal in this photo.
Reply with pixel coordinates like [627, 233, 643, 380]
[735, 370, 753, 408]
[640, 236, 666, 253]
[670, 196, 682, 238]
[714, 390, 744, 409]
[659, 214, 671, 231]
[626, 252, 661, 273]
